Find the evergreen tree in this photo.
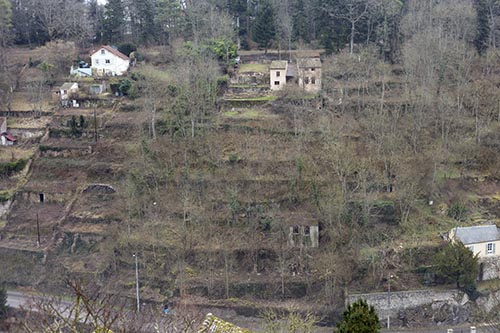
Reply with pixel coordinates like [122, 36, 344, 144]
[337, 299, 380, 333]
[474, 0, 490, 55]
[103, 0, 124, 44]
[155, 0, 185, 45]
[0, 0, 12, 48]
[435, 241, 479, 290]
[252, 0, 276, 53]
[292, 0, 308, 42]
[0, 285, 8, 319]
[129, 0, 157, 45]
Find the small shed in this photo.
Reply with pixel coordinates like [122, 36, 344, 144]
[89, 81, 106, 95]
[1, 132, 17, 146]
[59, 82, 79, 100]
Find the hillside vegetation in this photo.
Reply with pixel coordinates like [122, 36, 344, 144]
[1, 0, 500, 330]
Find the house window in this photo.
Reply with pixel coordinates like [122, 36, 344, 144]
[105, 59, 111, 64]
[311, 77, 316, 84]
[304, 77, 310, 84]
[95, 59, 99, 64]
[274, 81, 280, 85]
[276, 71, 281, 77]
[101, 49, 105, 55]
[487, 243, 495, 255]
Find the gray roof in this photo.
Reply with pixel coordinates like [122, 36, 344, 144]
[453, 225, 500, 244]
[286, 63, 297, 77]
[270, 60, 288, 69]
[297, 57, 321, 69]
[60, 82, 77, 90]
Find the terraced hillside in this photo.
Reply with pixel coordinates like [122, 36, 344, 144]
[2, 47, 500, 327]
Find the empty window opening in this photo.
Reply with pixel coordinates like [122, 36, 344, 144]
[311, 77, 316, 84]
[39, 193, 44, 203]
[304, 226, 310, 235]
[274, 81, 280, 85]
[105, 59, 111, 64]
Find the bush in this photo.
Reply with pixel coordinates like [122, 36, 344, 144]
[0, 285, 7, 319]
[0, 191, 10, 203]
[448, 201, 468, 221]
[39, 145, 63, 153]
[117, 42, 137, 57]
[0, 159, 28, 177]
[337, 299, 380, 333]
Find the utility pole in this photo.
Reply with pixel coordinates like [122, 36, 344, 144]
[94, 107, 98, 142]
[36, 212, 40, 247]
[134, 253, 140, 312]
[387, 274, 394, 329]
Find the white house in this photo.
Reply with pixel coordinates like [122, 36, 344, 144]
[449, 224, 500, 280]
[90, 45, 130, 76]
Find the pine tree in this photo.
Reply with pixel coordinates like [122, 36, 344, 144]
[474, 0, 490, 55]
[103, 0, 124, 44]
[155, 0, 185, 45]
[0, 0, 12, 48]
[435, 241, 479, 290]
[292, 0, 308, 42]
[130, 0, 157, 44]
[252, 0, 276, 53]
[337, 299, 380, 333]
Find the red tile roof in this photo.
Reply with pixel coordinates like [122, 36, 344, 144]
[91, 45, 130, 61]
[1, 132, 17, 142]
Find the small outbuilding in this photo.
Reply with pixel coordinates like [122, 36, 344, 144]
[59, 82, 79, 100]
[0, 117, 17, 146]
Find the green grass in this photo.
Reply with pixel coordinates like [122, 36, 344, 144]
[224, 95, 276, 102]
[229, 84, 268, 89]
[239, 63, 269, 73]
[434, 168, 461, 182]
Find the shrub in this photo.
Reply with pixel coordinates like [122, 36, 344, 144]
[0, 159, 28, 177]
[117, 42, 137, 57]
[448, 201, 468, 221]
[0, 285, 7, 319]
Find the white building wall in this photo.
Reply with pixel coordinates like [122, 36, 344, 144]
[467, 240, 500, 258]
[270, 68, 287, 91]
[91, 49, 129, 76]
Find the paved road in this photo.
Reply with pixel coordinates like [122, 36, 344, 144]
[7, 291, 500, 333]
[6, 291, 28, 309]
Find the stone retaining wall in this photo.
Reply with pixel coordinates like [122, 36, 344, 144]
[348, 289, 464, 319]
